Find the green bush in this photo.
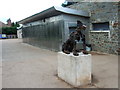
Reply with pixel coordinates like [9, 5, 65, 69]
[1, 27, 17, 35]
[0, 22, 19, 35]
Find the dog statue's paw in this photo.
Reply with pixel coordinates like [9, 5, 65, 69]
[63, 50, 70, 54]
[82, 50, 88, 54]
[73, 52, 79, 56]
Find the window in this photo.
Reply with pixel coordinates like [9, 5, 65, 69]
[68, 22, 77, 34]
[92, 22, 110, 31]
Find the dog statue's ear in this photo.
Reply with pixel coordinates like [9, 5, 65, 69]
[83, 25, 87, 28]
[77, 20, 83, 27]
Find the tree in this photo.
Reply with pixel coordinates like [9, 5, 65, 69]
[12, 22, 20, 27]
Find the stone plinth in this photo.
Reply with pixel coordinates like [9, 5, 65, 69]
[58, 52, 92, 87]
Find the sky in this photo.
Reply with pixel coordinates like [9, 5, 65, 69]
[0, 0, 65, 24]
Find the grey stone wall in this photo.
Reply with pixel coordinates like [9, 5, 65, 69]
[66, 1, 119, 54]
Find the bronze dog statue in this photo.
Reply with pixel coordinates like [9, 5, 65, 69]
[62, 20, 88, 56]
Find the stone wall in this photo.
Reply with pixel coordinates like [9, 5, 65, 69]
[66, 1, 119, 54]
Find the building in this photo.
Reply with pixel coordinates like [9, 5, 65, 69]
[7, 18, 12, 27]
[17, 29, 22, 39]
[0, 21, 8, 28]
[63, 0, 120, 54]
[0, 18, 12, 28]
[19, 1, 120, 54]
[18, 6, 90, 51]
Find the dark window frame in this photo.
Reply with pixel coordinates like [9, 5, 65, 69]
[92, 22, 110, 31]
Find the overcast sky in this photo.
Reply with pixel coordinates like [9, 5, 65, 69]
[0, 0, 65, 24]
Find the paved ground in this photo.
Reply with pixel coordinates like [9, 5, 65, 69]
[1, 39, 118, 88]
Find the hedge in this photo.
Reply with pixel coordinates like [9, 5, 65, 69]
[0, 27, 17, 35]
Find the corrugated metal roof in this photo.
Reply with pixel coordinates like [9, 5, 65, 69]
[18, 6, 90, 24]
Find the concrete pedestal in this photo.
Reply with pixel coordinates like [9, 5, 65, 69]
[58, 52, 92, 87]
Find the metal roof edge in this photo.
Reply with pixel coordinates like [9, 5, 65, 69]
[18, 6, 90, 24]
[54, 6, 90, 17]
[18, 6, 55, 24]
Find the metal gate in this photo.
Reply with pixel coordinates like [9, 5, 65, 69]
[22, 20, 64, 51]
